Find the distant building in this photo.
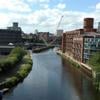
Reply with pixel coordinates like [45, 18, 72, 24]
[62, 18, 100, 63]
[7, 22, 21, 31]
[0, 23, 23, 54]
[57, 29, 63, 36]
[34, 29, 38, 34]
[48, 33, 55, 42]
[0, 29, 22, 46]
[37, 32, 49, 41]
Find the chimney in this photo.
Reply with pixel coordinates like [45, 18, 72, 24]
[84, 18, 94, 32]
[98, 22, 100, 33]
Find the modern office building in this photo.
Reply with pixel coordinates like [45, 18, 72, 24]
[0, 23, 23, 54]
[0, 29, 22, 46]
[62, 18, 100, 63]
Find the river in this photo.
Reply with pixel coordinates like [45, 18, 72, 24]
[3, 49, 100, 100]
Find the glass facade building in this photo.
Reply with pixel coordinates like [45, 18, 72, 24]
[83, 36, 100, 62]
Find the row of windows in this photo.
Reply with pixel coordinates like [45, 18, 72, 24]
[84, 38, 100, 43]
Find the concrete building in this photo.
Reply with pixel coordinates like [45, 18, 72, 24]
[0, 29, 22, 46]
[62, 18, 100, 63]
[7, 22, 21, 31]
[0, 23, 23, 54]
[57, 29, 63, 36]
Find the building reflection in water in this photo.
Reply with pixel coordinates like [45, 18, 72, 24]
[61, 58, 100, 100]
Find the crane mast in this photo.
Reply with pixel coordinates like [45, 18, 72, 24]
[56, 15, 63, 32]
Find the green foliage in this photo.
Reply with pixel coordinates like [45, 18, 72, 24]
[0, 47, 26, 72]
[0, 52, 33, 89]
[4, 77, 18, 88]
[9, 47, 26, 60]
[16, 64, 32, 79]
[88, 52, 100, 91]
[88, 52, 100, 72]
[23, 54, 33, 65]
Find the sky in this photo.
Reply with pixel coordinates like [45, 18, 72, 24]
[0, 0, 100, 34]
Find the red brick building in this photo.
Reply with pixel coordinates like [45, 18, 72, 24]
[62, 18, 100, 63]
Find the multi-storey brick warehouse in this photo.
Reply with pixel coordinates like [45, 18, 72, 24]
[62, 18, 100, 63]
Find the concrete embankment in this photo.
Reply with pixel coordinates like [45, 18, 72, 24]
[57, 50, 100, 91]
[56, 50, 92, 77]
[32, 46, 54, 53]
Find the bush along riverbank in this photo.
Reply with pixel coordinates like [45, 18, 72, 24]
[32, 46, 54, 53]
[88, 52, 100, 91]
[0, 47, 33, 89]
[0, 47, 26, 72]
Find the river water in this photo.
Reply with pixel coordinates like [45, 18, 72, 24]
[3, 49, 100, 100]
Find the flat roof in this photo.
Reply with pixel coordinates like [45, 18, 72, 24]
[0, 46, 15, 49]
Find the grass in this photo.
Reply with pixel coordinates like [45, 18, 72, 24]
[0, 52, 33, 89]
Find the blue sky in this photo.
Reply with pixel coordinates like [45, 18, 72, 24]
[0, 0, 100, 33]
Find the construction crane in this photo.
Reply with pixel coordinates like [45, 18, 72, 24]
[49, 15, 64, 45]
[40, 15, 64, 47]
[56, 15, 63, 33]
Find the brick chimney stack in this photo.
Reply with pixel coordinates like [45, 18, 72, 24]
[84, 18, 94, 32]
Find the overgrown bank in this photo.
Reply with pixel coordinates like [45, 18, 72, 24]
[0, 47, 33, 89]
[57, 50, 100, 91]
[88, 52, 100, 91]
[0, 47, 26, 72]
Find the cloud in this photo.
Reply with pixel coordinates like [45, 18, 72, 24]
[96, 3, 100, 10]
[56, 3, 66, 9]
[0, 13, 10, 28]
[0, 1, 100, 33]
[0, 0, 31, 12]
[27, 0, 50, 3]
[40, 4, 49, 9]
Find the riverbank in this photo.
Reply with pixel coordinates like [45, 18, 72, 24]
[56, 50, 100, 91]
[57, 50, 91, 71]
[0, 48, 33, 90]
[3, 49, 100, 100]
[32, 46, 54, 53]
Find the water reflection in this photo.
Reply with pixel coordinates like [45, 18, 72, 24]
[62, 58, 100, 100]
